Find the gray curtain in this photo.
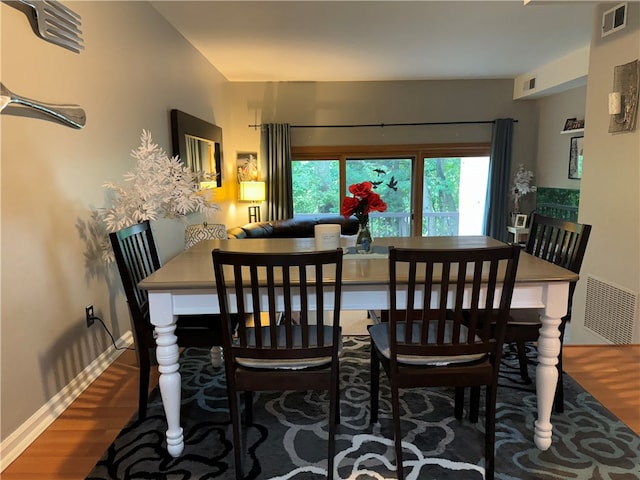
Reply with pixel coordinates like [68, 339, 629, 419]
[261, 123, 293, 220]
[483, 118, 514, 242]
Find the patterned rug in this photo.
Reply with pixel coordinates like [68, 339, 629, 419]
[87, 337, 640, 479]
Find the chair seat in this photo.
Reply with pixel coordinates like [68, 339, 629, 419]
[369, 321, 485, 366]
[236, 325, 343, 369]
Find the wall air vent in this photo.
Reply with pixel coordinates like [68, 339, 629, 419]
[602, 3, 627, 38]
[523, 77, 536, 91]
[584, 274, 637, 344]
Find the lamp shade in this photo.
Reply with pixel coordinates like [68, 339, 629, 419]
[240, 181, 265, 202]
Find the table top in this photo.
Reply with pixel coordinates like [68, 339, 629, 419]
[140, 236, 578, 291]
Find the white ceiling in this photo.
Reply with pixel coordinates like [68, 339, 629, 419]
[151, 1, 597, 83]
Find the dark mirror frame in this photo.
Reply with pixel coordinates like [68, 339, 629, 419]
[170, 109, 223, 188]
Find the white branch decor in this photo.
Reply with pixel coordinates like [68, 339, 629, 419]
[510, 164, 537, 214]
[100, 130, 219, 233]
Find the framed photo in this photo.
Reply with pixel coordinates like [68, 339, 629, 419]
[236, 152, 258, 183]
[569, 136, 584, 179]
[563, 117, 577, 131]
[514, 214, 527, 228]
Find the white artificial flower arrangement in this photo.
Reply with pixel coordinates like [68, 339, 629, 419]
[510, 164, 537, 213]
[100, 129, 219, 233]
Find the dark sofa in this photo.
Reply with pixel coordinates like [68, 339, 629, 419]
[227, 215, 359, 239]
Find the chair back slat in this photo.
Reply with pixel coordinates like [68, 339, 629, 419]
[525, 214, 592, 309]
[526, 214, 591, 274]
[212, 249, 343, 363]
[388, 245, 520, 362]
[109, 221, 161, 333]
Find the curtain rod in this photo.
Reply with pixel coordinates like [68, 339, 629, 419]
[248, 119, 517, 129]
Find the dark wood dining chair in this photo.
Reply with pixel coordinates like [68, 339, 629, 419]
[506, 213, 591, 412]
[212, 248, 344, 480]
[368, 244, 520, 480]
[109, 221, 228, 420]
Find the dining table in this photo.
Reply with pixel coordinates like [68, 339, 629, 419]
[139, 235, 578, 457]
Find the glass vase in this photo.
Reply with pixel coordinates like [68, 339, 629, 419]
[355, 219, 373, 254]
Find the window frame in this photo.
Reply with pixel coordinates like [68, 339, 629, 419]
[292, 143, 491, 236]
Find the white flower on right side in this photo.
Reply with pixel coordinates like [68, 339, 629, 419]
[511, 164, 537, 198]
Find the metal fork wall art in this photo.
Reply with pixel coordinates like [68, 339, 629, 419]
[5, 0, 84, 52]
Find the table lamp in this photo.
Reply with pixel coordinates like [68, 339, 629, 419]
[240, 181, 266, 222]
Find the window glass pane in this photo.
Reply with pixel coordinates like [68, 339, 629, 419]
[422, 157, 489, 236]
[292, 160, 339, 215]
[346, 158, 412, 237]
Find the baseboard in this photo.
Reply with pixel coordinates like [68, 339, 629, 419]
[0, 331, 134, 472]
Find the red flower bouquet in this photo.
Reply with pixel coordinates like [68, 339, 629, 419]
[342, 181, 386, 253]
[341, 181, 387, 224]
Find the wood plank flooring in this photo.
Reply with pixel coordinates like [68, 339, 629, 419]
[2, 344, 638, 479]
[1, 349, 159, 480]
[562, 344, 640, 435]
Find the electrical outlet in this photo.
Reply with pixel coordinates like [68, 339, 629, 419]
[85, 305, 94, 327]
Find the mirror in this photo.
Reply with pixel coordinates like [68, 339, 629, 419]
[170, 109, 222, 187]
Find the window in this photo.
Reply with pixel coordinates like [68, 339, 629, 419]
[292, 143, 490, 237]
[422, 156, 489, 236]
[292, 160, 339, 214]
[346, 157, 412, 237]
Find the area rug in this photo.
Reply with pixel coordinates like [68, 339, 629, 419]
[87, 337, 640, 479]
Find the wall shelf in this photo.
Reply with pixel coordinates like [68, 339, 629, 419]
[561, 128, 584, 135]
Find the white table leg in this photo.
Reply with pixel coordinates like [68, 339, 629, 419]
[149, 292, 184, 457]
[534, 282, 569, 450]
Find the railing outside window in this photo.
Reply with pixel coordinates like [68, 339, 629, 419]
[369, 211, 459, 237]
[296, 211, 460, 237]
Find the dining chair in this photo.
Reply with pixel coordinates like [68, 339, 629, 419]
[368, 244, 521, 480]
[506, 213, 591, 413]
[109, 221, 229, 419]
[212, 248, 343, 480]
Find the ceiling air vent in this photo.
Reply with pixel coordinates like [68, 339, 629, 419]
[602, 3, 627, 38]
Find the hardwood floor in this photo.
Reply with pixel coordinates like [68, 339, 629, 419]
[1, 349, 159, 480]
[562, 344, 640, 435]
[2, 344, 638, 479]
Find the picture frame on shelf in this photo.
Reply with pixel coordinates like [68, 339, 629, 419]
[514, 214, 527, 228]
[563, 117, 577, 131]
[562, 118, 584, 132]
[569, 136, 584, 179]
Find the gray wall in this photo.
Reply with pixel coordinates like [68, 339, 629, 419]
[535, 86, 587, 189]
[1, 1, 231, 443]
[570, 2, 640, 344]
[226, 80, 540, 225]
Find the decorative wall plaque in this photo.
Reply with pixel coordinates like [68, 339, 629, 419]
[609, 59, 639, 133]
